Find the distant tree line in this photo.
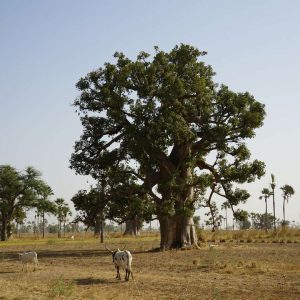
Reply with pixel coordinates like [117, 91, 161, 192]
[0, 165, 71, 241]
[1, 164, 296, 242]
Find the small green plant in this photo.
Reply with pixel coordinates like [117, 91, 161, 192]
[208, 246, 218, 267]
[0, 252, 5, 262]
[197, 229, 206, 242]
[237, 260, 244, 267]
[49, 276, 74, 298]
[211, 283, 222, 300]
[247, 262, 257, 269]
[47, 239, 57, 245]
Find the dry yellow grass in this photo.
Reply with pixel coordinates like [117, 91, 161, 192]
[0, 234, 300, 299]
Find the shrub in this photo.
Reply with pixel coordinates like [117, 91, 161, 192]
[49, 276, 74, 298]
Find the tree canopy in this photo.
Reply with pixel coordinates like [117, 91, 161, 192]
[70, 44, 266, 248]
[0, 165, 51, 241]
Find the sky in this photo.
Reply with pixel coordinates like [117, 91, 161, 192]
[1, 0, 299, 227]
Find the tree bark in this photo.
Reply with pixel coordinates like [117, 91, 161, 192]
[124, 219, 141, 236]
[158, 214, 198, 249]
[94, 217, 100, 236]
[6, 223, 12, 239]
[100, 217, 104, 243]
[157, 165, 199, 250]
[1, 217, 7, 241]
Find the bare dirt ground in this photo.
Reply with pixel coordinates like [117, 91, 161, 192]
[0, 239, 299, 299]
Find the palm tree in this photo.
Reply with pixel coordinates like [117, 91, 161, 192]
[270, 174, 276, 230]
[221, 201, 230, 230]
[280, 185, 295, 227]
[55, 198, 71, 238]
[259, 188, 272, 232]
[34, 186, 56, 238]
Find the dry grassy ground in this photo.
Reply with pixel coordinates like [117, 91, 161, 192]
[0, 236, 300, 299]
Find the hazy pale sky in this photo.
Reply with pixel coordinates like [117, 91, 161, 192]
[1, 0, 299, 225]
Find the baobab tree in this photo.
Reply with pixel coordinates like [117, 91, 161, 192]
[70, 44, 266, 249]
[259, 188, 272, 232]
[280, 184, 295, 227]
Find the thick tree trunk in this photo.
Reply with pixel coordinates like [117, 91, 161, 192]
[124, 219, 141, 236]
[1, 218, 7, 241]
[6, 223, 12, 239]
[158, 214, 198, 250]
[94, 217, 100, 236]
[156, 164, 199, 249]
[100, 217, 104, 243]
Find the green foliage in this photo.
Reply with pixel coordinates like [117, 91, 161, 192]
[0, 165, 51, 241]
[250, 213, 276, 230]
[55, 198, 71, 238]
[280, 184, 295, 224]
[48, 276, 74, 298]
[236, 211, 251, 229]
[280, 184, 295, 203]
[71, 188, 105, 229]
[70, 44, 266, 227]
[193, 215, 200, 228]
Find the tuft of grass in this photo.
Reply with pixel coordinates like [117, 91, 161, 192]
[247, 262, 257, 269]
[48, 276, 74, 298]
[197, 229, 206, 242]
[211, 283, 223, 300]
[0, 252, 5, 262]
[46, 239, 57, 245]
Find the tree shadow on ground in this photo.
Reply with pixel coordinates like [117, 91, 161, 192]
[74, 277, 120, 285]
[0, 271, 17, 274]
[1, 249, 108, 260]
